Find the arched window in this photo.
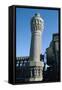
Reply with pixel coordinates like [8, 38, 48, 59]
[32, 68, 34, 77]
[20, 63, 22, 67]
[38, 69, 40, 76]
[34, 69, 37, 76]
[16, 63, 19, 67]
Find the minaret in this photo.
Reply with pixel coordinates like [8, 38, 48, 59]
[29, 13, 44, 81]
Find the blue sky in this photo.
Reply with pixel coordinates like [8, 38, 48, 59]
[16, 8, 59, 57]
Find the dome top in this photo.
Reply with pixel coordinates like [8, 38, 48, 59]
[35, 13, 40, 17]
[31, 13, 44, 23]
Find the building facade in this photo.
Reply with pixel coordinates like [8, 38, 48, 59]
[16, 54, 44, 82]
[45, 33, 60, 81]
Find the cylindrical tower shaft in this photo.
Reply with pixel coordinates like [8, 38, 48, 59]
[30, 31, 41, 62]
[29, 13, 44, 81]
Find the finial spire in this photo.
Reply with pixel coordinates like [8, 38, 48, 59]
[35, 13, 40, 17]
